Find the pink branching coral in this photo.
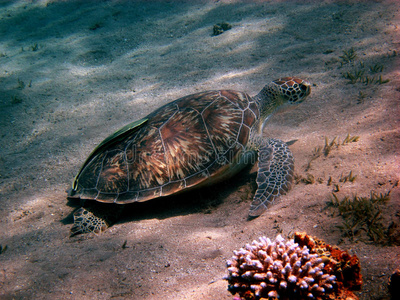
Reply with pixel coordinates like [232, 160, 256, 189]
[225, 233, 362, 300]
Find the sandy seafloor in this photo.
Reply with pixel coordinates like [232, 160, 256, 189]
[0, 0, 399, 299]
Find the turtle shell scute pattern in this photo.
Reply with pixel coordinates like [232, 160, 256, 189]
[72, 90, 259, 203]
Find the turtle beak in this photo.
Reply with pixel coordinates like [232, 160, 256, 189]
[302, 80, 311, 97]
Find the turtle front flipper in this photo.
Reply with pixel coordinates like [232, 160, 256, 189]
[249, 138, 294, 217]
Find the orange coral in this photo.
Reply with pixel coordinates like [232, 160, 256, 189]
[295, 232, 362, 292]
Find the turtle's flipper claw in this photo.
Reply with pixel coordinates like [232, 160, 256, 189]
[247, 214, 259, 221]
[248, 138, 294, 217]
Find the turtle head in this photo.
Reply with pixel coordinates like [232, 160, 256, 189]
[271, 77, 311, 104]
[255, 77, 311, 118]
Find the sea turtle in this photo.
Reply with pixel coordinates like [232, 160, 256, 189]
[68, 77, 311, 235]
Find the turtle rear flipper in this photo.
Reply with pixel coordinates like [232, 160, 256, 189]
[248, 138, 294, 217]
[71, 204, 123, 236]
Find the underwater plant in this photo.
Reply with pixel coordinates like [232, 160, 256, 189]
[339, 48, 357, 65]
[327, 191, 395, 244]
[338, 48, 389, 86]
[30, 43, 39, 51]
[16, 78, 25, 90]
[356, 91, 367, 104]
[323, 136, 338, 156]
[304, 135, 359, 172]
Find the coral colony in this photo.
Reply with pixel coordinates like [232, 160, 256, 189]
[225, 232, 362, 300]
